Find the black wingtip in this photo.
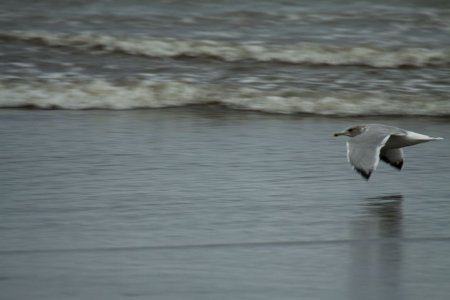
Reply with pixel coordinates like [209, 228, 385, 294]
[380, 156, 403, 170]
[354, 168, 372, 180]
[394, 160, 403, 170]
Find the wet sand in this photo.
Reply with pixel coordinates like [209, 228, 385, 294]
[1, 108, 450, 300]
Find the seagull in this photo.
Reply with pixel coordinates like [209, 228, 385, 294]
[334, 124, 443, 180]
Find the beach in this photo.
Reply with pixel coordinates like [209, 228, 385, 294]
[1, 109, 450, 299]
[1, 0, 450, 299]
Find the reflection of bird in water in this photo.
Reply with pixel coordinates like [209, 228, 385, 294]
[349, 194, 404, 300]
[366, 195, 403, 238]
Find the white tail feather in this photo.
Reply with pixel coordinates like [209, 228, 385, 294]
[406, 131, 442, 141]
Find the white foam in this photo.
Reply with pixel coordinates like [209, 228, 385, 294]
[0, 80, 210, 110]
[1, 80, 450, 116]
[2, 31, 449, 67]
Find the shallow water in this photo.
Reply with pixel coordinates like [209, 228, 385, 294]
[1, 109, 450, 300]
[1, 0, 450, 298]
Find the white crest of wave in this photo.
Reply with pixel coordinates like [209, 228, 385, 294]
[3, 31, 449, 67]
[0, 80, 210, 110]
[1, 80, 450, 116]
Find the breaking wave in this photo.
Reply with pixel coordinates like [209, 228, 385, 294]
[1, 80, 449, 116]
[1, 31, 449, 68]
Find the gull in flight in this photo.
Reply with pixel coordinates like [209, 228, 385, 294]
[334, 124, 443, 180]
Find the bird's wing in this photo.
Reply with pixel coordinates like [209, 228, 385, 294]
[380, 148, 404, 170]
[346, 130, 391, 180]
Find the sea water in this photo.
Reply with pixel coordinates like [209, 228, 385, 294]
[0, 0, 449, 115]
[1, 0, 450, 299]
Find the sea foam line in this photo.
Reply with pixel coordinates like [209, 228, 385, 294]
[2, 236, 450, 255]
[1, 31, 449, 67]
[1, 80, 449, 116]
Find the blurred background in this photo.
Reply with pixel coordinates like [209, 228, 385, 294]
[1, 0, 449, 113]
[1, 0, 450, 299]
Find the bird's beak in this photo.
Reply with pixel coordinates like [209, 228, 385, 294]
[334, 131, 346, 137]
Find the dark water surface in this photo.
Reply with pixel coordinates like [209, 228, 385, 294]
[1, 0, 450, 115]
[1, 109, 450, 300]
[1, 0, 450, 298]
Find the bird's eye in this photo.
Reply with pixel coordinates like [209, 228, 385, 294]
[349, 128, 354, 132]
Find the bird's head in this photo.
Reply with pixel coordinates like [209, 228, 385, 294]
[334, 125, 367, 137]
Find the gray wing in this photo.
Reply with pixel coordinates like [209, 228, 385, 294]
[346, 130, 391, 180]
[380, 148, 404, 170]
